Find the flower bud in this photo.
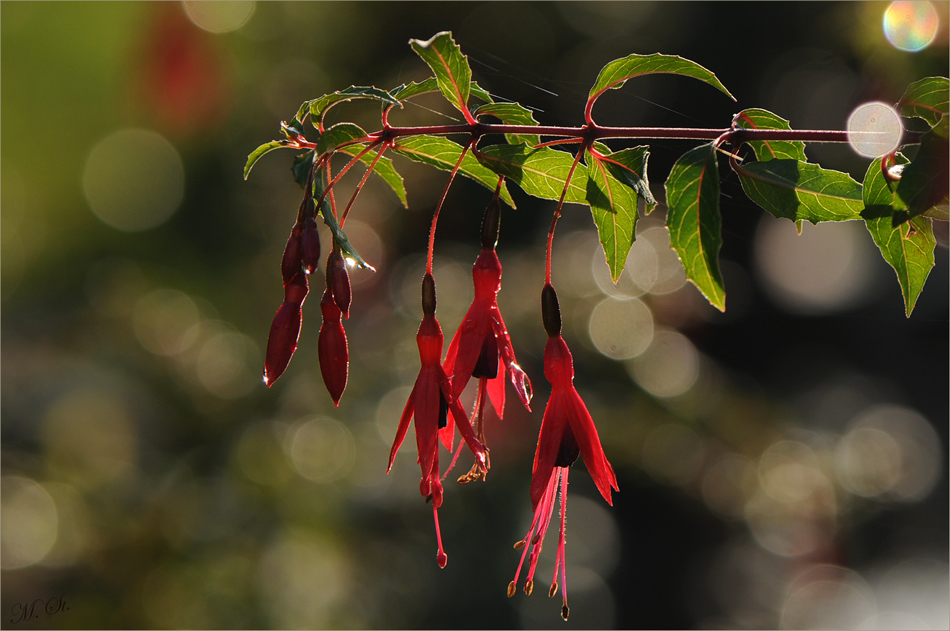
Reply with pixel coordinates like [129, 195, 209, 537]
[263, 271, 309, 388]
[541, 283, 561, 337]
[318, 289, 348, 406]
[481, 190, 501, 250]
[280, 221, 304, 285]
[326, 249, 352, 319]
[421, 273, 436, 316]
[301, 216, 321, 275]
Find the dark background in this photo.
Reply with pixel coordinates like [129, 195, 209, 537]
[2, 2, 947, 628]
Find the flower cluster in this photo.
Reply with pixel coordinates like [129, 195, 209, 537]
[260, 147, 618, 622]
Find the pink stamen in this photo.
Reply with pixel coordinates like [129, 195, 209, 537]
[558, 467, 569, 610]
[433, 504, 447, 569]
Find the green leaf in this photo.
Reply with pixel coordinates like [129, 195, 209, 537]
[244, 140, 288, 180]
[862, 153, 936, 316]
[596, 145, 657, 213]
[664, 143, 725, 311]
[475, 143, 588, 204]
[409, 32, 473, 119]
[585, 151, 640, 283]
[338, 145, 408, 208]
[588, 53, 734, 112]
[733, 109, 807, 161]
[897, 77, 949, 127]
[317, 122, 366, 155]
[312, 168, 374, 271]
[734, 159, 864, 223]
[291, 151, 316, 189]
[474, 102, 540, 147]
[391, 77, 492, 104]
[297, 86, 400, 128]
[893, 118, 949, 224]
[391, 135, 515, 208]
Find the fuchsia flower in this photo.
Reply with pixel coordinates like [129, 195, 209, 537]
[441, 191, 532, 480]
[264, 218, 311, 387]
[508, 284, 618, 621]
[388, 273, 489, 568]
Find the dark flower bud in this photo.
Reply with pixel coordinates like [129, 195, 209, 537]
[481, 190, 501, 250]
[280, 221, 305, 285]
[318, 289, 348, 405]
[541, 283, 561, 337]
[421, 273, 436, 316]
[263, 271, 309, 388]
[301, 216, 321, 275]
[283, 269, 309, 308]
[326, 249, 352, 319]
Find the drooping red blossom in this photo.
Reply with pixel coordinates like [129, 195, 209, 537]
[388, 273, 489, 568]
[318, 288, 348, 405]
[440, 191, 532, 481]
[263, 270, 309, 387]
[508, 284, 618, 620]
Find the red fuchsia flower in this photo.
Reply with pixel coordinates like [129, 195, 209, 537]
[508, 284, 618, 621]
[441, 191, 532, 481]
[388, 273, 489, 568]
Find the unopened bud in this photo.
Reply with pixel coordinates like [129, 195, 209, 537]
[507, 581, 517, 598]
[318, 290, 348, 406]
[280, 221, 305, 284]
[326, 250, 351, 318]
[481, 189, 501, 249]
[301, 217, 321, 274]
[541, 284, 561, 337]
[421, 273, 437, 316]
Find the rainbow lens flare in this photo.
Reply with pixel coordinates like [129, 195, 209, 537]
[883, 1, 939, 52]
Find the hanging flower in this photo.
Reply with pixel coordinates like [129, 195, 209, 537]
[508, 284, 618, 620]
[388, 273, 489, 568]
[441, 189, 532, 481]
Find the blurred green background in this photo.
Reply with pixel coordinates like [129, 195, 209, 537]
[2, 2, 948, 629]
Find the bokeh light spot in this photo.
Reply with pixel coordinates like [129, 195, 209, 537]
[628, 328, 699, 398]
[183, 1, 255, 33]
[1, 476, 58, 569]
[847, 102, 903, 158]
[83, 128, 184, 232]
[42, 390, 138, 489]
[754, 215, 876, 315]
[588, 297, 654, 359]
[133, 288, 201, 356]
[288, 417, 356, 483]
[883, 1, 939, 51]
[196, 330, 259, 398]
